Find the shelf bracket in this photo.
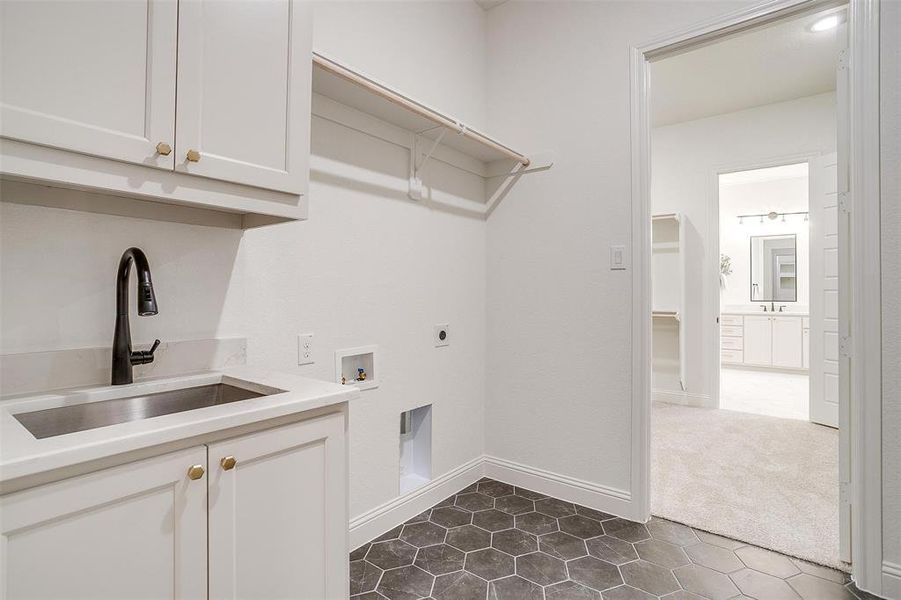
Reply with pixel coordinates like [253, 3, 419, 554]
[409, 127, 448, 201]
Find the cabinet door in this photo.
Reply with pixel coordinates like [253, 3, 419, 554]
[1, 447, 207, 600]
[0, 0, 177, 169]
[175, 0, 312, 194]
[772, 316, 804, 368]
[743, 316, 773, 366]
[208, 413, 347, 600]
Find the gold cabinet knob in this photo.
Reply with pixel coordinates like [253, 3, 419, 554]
[220, 456, 237, 471]
[187, 464, 205, 480]
[155, 142, 172, 156]
[186, 149, 201, 162]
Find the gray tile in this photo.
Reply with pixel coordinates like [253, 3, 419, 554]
[535, 497, 578, 517]
[601, 585, 657, 600]
[432, 570, 487, 600]
[434, 495, 456, 508]
[735, 545, 801, 578]
[377, 565, 434, 600]
[787, 573, 856, 600]
[646, 518, 699, 546]
[790, 558, 850, 584]
[495, 494, 535, 515]
[516, 511, 560, 535]
[350, 543, 371, 562]
[413, 543, 464, 575]
[692, 529, 744, 551]
[559, 514, 606, 539]
[465, 547, 515, 580]
[478, 480, 515, 498]
[445, 524, 491, 552]
[620, 559, 680, 596]
[350, 560, 383, 595]
[516, 551, 568, 586]
[406, 510, 431, 524]
[604, 518, 651, 543]
[546, 580, 602, 600]
[634, 538, 690, 569]
[673, 564, 740, 600]
[568, 555, 624, 592]
[845, 581, 882, 599]
[455, 492, 495, 512]
[351, 592, 388, 600]
[539, 530, 589, 560]
[473, 509, 515, 532]
[373, 524, 404, 543]
[576, 505, 616, 522]
[684, 542, 744, 573]
[515, 487, 548, 500]
[367, 539, 418, 570]
[731, 568, 802, 600]
[400, 521, 447, 547]
[458, 482, 480, 494]
[493, 528, 539, 556]
[660, 592, 706, 600]
[489, 575, 544, 600]
[429, 506, 471, 528]
[586, 535, 639, 565]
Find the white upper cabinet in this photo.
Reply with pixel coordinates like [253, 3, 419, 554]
[175, 0, 312, 194]
[0, 0, 178, 170]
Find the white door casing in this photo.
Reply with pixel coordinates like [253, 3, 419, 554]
[175, 0, 312, 194]
[208, 413, 347, 600]
[0, 0, 177, 170]
[0, 447, 208, 600]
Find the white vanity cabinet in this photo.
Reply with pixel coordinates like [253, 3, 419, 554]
[0, 0, 312, 225]
[0, 413, 347, 600]
[721, 313, 806, 370]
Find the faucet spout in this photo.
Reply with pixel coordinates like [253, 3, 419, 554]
[112, 248, 160, 385]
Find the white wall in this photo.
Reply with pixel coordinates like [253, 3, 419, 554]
[651, 93, 835, 397]
[719, 175, 810, 310]
[0, 0, 490, 523]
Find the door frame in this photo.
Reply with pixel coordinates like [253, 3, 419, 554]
[707, 153, 816, 411]
[630, 0, 883, 593]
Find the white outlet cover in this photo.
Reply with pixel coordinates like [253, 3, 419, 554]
[434, 324, 450, 347]
[297, 333, 314, 365]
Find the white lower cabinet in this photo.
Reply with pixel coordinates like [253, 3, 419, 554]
[743, 316, 774, 366]
[1, 446, 208, 600]
[0, 413, 347, 600]
[721, 314, 807, 370]
[772, 317, 803, 368]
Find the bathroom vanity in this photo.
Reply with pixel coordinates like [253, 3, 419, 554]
[721, 312, 809, 370]
[0, 368, 357, 600]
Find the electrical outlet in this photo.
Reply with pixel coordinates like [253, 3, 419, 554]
[434, 324, 450, 347]
[298, 333, 314, 365]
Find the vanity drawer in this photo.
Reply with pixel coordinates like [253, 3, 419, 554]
[721, 349, 744, 364]
[721, 336, 743, 351]
[721, 325, 743, 337]
[721, 314, 743, 326]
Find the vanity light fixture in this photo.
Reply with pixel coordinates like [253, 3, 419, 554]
[737, 210, 809, 224]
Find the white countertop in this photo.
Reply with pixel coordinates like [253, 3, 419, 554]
[722, 310, 809, 317]
[0, 367, 358, 485]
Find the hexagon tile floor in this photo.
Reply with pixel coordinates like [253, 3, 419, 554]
[350, 478, 881, 600]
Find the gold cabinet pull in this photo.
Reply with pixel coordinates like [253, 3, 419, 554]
[186, 149, 201, 162]
[187, 464, 205, 480]
[220, 456, 237, 471]
[155, 142, 172, 156]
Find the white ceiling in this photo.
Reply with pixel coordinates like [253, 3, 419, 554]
[720, 162, 809, 187]
[651, 7, 844, 127]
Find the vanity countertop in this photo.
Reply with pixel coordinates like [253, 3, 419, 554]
[722, 310, 809, 317]
[0, 367, 358, 487]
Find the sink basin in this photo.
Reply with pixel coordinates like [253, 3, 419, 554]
[14, 383, 267, 439]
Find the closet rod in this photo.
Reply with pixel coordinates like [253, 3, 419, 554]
[313, 52, 531, 167]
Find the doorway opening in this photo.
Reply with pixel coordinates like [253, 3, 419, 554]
[646, 3, 849, 573]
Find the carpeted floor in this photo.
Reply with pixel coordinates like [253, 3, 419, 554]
[651, 401, 847, 571]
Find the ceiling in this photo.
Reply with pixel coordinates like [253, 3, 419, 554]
[720, 162, 809, 187]
[651, 7, 844, 127]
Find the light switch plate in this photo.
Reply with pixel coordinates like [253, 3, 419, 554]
[298, 333, 314, 365]
[610, 244, 627, 270]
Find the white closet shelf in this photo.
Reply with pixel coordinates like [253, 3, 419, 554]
[312, 52, 529, 167]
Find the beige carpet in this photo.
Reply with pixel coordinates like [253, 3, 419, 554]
[651, 401, 847, 571]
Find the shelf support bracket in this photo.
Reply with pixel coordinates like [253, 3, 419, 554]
[409, 128, 448, 201]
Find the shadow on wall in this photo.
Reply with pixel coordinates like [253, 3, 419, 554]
[309, 116, 488, 219]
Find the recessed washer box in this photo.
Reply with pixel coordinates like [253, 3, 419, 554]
[335, 345, 378, 391]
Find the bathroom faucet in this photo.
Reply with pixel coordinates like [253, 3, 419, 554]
[111, 248, 160, 385]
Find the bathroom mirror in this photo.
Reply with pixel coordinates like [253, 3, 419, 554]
[750, 234, 797, 302]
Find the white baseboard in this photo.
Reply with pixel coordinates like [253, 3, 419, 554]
[348, 456, 484, 550]
[882, 561, 901, 600]
[652, 389, 713, 408]
[483, 455, 637, 521]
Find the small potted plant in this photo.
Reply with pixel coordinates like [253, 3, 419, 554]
[720, 254, 732, 291]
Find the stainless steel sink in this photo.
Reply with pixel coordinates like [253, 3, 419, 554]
[14, 384, 267, 439]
